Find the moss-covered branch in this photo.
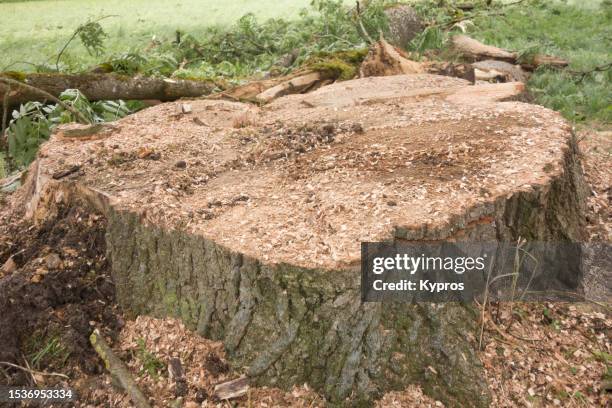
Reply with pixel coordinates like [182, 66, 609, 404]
[90, 329, 152, 408]
[0, 72, 216, 107]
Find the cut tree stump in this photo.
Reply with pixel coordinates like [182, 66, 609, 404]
[20, 74, 588, 407]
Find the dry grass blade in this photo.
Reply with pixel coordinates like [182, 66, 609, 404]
[0, 361, 69, 380]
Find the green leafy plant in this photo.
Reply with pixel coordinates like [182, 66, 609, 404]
[7, 101, 53, 168]
[77, 19, 109, 56]
[5, 89, 131, 170]
[409, 26, 446, 53]
[102, 0, 389, 81]
[135, 338, 165, 378]
[56, 16, 113, 71]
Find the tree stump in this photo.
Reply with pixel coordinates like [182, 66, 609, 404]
[22, 74, 587, 406]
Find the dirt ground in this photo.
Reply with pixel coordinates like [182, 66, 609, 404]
[0, 127, 609, 407]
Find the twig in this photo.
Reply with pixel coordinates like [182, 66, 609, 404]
[1, 84, 9, 145]
[0, 365, 10, 381]
[568, 61, 612, 82]
[1, 60, 39, 72]
[355, 1, 374, 44]
[55, 15, 117, 72]
[429, 10, 506, 29]
[523, 290, 611, 312]
[55, 30, 80, 72]
[22, 355, 37, 386]
[478, 253, 496, 350]
[500, 0, 527, 7]
[0, 77, 90, 124]
[0, 361, 69, 380]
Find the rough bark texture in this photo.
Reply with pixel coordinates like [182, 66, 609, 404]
[384, 5, 424, 48]
[0, 73, 216, 107]
[451, 35, 569, 70]
[20, 75, 589, 407]
[100, 137, 586, 408]
[104, 208, 490, 407]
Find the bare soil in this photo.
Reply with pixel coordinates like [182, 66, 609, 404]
[0, 202, 121, 403]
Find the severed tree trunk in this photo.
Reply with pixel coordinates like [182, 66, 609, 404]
[20, 74, 588, 407]
[452, 35, 569, 70]
[0, 73, 216, 107]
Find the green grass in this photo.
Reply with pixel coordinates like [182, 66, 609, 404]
[0, 0, 323, 70]
[470, 1, 611, 123]
[135, 338, 165, 378]
[0, 0, 609, 127]
[24, 332, 70, 370]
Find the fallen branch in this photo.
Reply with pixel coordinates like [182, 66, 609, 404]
[90, 329, 152, 408]
[0, 73, 216, 108]
[55, 16, 117, 72]
[1, 84, 9, 144]
[451, 35, 568, 70]
[0, 77, 90, 124]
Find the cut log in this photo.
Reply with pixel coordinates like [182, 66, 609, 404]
[0, 73, 216, 107]
[452, 35, 517, 63]
[472, 60, 529, 83]
[528, 54, 571, 70]
[360, 37, 424, 77]
[255, 71, 323, 103]
[212, 69, 324, 103]
[451, 35, 569, 70]
[21, 74, 588, 407]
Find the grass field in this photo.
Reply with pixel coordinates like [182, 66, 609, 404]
[0, 0, 320, 70]
[0, 0, 609, 126]
[472, 2, 611, 123]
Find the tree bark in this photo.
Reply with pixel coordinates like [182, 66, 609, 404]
[0, 73, 216, 107]
[452, 35, 569, 70]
